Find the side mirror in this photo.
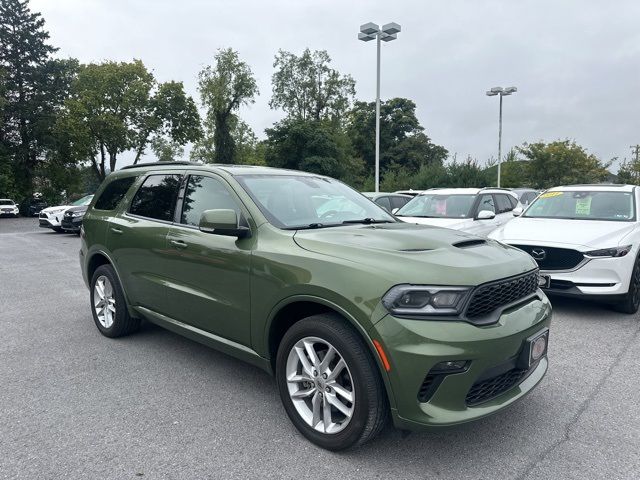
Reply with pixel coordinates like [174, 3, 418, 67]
[199, 209, 250, 238]
[392, 207, 399, 214]
[476, 210, 496, 220]
[512, 207, 523, 217]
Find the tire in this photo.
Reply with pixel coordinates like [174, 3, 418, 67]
[90, 264, 140, 337]
[276, 314, 388, 451]
[614, 255, 640, 314]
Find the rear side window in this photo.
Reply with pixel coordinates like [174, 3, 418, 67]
[181, 175, 242, 226]
[375, 196, 392, 212]
[94, 177, 137, 211]
[129, 174, 182, 221]
[390, 196, 410, 210]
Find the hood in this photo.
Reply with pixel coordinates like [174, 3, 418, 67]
[66, 205, 88, 214]
[42, 204, 71, 214]
[489, 217, 638, 250]
[397, 216, 469, 230]
[293, 222, 536, 286]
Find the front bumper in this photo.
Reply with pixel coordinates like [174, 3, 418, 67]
[540, 255, 634, 298]
[61, 216, 83, 231]
[372, 293, 552, 430]
[0, 208, 18, 216]
[39, 213, 63, 228]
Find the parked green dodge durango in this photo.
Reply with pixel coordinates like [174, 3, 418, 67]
[79, 162, 552, 450]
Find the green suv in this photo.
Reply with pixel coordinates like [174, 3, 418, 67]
[79, 162, 552, 450]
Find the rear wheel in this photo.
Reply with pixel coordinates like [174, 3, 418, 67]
[90, 265, 140, 337]
[614, 256, 640, 314]
[276, 314, 388, 451]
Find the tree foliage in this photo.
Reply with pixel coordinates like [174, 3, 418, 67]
[517, 140, 610, 188]
[57, 60, 200, 180]
[270, 49, 355, 122]
[195, 48, 258, 164]
[347, 98, 448, 175]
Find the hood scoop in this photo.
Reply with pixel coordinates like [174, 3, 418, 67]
[453, 239, 487, 249]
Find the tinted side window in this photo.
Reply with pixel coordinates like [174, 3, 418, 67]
[508, 195, 519, 208]
[523, 192, 536, 205]
[477, 194, 495, 214]
[94, 176, 136, 211]
[390, 196, 410, 210]
[375, 196, 392, 212]
[129, 174, 182, 221]
[181, 175, 242, 226]
[496, 194, 514, 213]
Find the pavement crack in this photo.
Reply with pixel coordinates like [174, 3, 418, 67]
[514, 319, 640, 480]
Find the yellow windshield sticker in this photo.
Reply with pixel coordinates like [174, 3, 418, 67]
[540, 191, 563, 199]
[575, 197, 592, 215]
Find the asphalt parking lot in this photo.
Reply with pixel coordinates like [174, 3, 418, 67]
[1, 217, 639, 480]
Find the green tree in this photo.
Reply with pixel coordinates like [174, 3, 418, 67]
[196, 48, 258, 164]
[57, 60, 200, 180]
[0, 0, 70, 196]
[616, 157, 640, 185]
[347, 98, 448, 175]
[264, 118, 362, 182]
[270, 49, 355, 122]
[132, 81, 201, 163]
[150, 136, 184, 162]
[517, 140, 610, 188]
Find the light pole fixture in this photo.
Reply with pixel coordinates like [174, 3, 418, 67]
[486, 86, 517, 187]
[359, 22, 401, 192]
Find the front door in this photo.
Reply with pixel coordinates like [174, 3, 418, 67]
[163, 173, 253, 346]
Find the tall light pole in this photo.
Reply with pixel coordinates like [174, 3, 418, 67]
[486, 86, 517, 187]
[359, 22, 401, 192]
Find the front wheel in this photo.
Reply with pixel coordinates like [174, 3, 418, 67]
[614, 255, 640, 314]
[276, 314, 388, 451]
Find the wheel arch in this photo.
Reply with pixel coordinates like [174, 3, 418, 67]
[86, 250, 137, 317]
[264, 295, 397, 408]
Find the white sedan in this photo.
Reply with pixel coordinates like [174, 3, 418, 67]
[395, 188, 521, 237]
[489, 184, 639, 313]
[39, 194, 94, 232]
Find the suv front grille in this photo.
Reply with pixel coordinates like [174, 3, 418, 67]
[466, 365, 532, 406]
[510, 244, 584, 270]
[465, 270, 539, 320]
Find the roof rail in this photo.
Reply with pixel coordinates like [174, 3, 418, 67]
[120, 161, 197, 170]
[479, 187, 513, 192]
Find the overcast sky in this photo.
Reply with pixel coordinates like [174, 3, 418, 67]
[31, 0, 640, 170]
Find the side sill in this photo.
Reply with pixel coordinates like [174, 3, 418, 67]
[133, 306, 273, 375]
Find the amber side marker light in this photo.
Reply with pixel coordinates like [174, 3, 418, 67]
[372, 339, 391, 372]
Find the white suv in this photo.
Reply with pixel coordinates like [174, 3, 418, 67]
[0, 199, 19, 217]
[39, 194, 94, 232]
[395, 188, 520, 236]
[489, 184, 640, 313]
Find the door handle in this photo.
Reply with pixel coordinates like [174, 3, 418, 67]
[170, 239, 188, 249]
[110, 227, 123, 235]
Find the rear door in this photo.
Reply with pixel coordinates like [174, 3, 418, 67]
[163, 173, 253, 346]
[106, 172, 183, 314]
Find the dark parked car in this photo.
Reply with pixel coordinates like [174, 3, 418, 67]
[20, 197, 48, 216]
[61, 205, 89, 234]
[361, 192, 412, 213]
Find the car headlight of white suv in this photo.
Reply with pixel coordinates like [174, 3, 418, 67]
[584, 245, 632, 258]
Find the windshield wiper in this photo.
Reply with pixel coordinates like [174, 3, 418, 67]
[342, 218, 394, 225]
[397, 214, 437, 218]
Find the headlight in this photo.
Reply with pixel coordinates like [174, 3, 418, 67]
[585, 245, 632, 258]
[72, 212, 84, 217]
[382, 285, 471, 317]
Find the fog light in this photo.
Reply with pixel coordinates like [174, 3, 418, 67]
[531, 336, 547, 361]
[431, 360, 469, 373]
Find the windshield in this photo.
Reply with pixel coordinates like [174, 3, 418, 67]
[71, 195, 94, 206]
[0, 200, 14, 205]
[236, 175, 395, 229]
[396, 194, 476, 218]
[524, 190, 635, 221]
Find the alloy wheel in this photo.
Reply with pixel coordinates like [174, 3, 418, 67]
[285, 336, 355, 434]
[93, 275, 116, 329]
